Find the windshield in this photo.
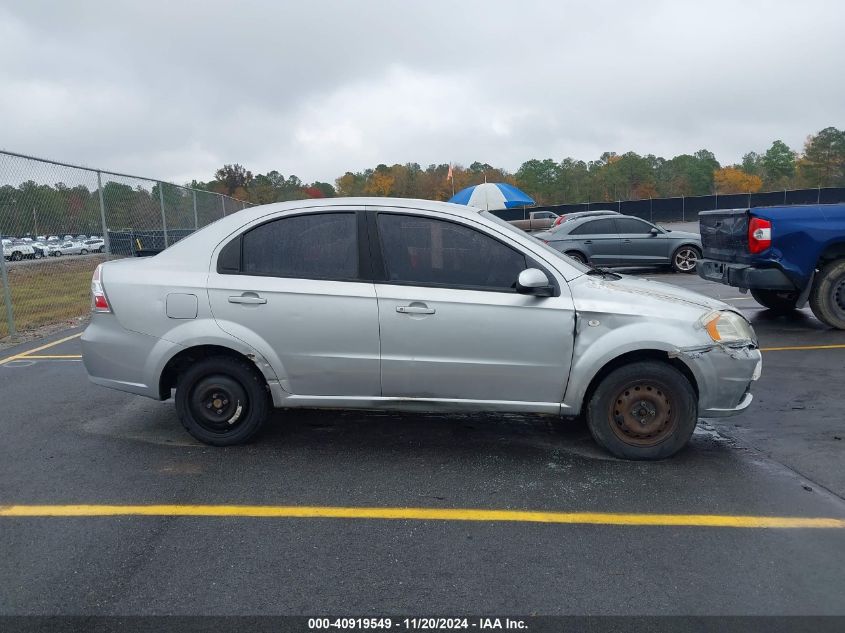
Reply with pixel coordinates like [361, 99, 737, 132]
[480, 211, 592, 274]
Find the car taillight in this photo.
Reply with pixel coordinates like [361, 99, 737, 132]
[91, 264, 111, 313]
[748, 217, 772, 254]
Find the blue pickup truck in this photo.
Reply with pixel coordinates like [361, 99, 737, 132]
[697, 203, 845, 329]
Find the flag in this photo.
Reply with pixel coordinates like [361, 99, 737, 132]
[446, 164, 454, 182]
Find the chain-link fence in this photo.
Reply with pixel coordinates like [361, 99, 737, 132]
[0, 150, 250, 340]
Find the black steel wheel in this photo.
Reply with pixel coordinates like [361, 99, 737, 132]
[586, 361, 697, 460]
[175, 355, 270, 445]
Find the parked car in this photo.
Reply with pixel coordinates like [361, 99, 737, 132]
[698, 203, 845, 328]
[534, 214, 703, 273]
[82, 198, 760, 460]
[488, 208, 559, 232]
[48, 241, 89, 256]
[552, 209, 620, 227]
[83, 238, 105, 253]
[2, 238, 36, 261]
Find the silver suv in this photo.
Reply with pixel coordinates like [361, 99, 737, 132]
[82, 198, 761, 459]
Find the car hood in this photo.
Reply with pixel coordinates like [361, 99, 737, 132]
[568, 272, 729, 319]
[664, 230, 701, 241]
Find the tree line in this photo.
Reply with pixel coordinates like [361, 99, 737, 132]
[194, 125, 845, 206]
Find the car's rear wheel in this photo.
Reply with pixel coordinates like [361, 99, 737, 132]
[80, 249, 88, 254]
[750, 288, 799, 314]
[808, 259, 845, 329]
[10, 251, 22, 261]
[175, 355, 270, 446]
[671, 245, 700, 273]
[565, 250, 587, 264]
[54, 251, 62, 257]
[586, 361, 697, 460]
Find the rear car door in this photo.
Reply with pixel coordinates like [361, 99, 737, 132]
[207, 209, 381, 397]
[616, 217, 670, 265]
[566, 218, 621, 265]
[370, 209, 574, 405]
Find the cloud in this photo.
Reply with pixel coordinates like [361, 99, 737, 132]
[0, 0, 843, 184]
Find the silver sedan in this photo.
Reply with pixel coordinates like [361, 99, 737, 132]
[534, 214, 703, 273]
[81, 198, 760, 460]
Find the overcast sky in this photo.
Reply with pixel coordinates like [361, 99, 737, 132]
[1, 0, 843, 185]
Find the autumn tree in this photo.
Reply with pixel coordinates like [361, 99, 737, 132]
[713, 167, 763, 194]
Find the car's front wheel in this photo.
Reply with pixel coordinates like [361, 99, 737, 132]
[565, 250, 588, 264]
[671, 245, 700, 273]
[586, 361, 697, 460]
[175, 355, 270, 446]
[80, 249, 88, 254]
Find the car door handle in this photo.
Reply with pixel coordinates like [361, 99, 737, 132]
[396, 305, 435, 315]
[622, 239, 632, 243]
[582, 240, 593, 244]
[228, 294, 267, 305]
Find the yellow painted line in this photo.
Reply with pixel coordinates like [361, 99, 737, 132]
[761, 344, 845, 352]
[0, 505, 842, 528]
[0, 332, 83, 366]
[16, 354, 83, 359]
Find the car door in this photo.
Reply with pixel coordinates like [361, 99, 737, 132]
[206, 209, 381, 397]
[370, 209, 575, 405]
[565, 218, 621, 265]
[615, 217, 671, 265]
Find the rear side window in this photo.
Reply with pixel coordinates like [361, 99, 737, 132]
[237, 212, 358, 279]
[376, 214, 527, 291]
[569, 218, 617, 235]
[615, 217, 655, 234]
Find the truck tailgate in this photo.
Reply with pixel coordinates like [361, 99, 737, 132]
[699, 209, 751, 264]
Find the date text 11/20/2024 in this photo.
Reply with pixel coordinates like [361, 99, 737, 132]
[307, 618, 528, 630]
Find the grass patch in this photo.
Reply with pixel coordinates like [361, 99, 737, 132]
[0, 256, 109, 339]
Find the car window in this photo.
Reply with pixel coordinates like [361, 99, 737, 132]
[241, 212, 358, 279]
[615, 217, 656, 234]
[569, 218, 618, 235]
[377, 214, 527, 291]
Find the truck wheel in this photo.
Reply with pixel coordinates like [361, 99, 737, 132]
[671, 245, 700, 273]
[750, 289, 798, 314]
[586, 361, 697, 460]
[809, 259, 845, 329]
[175, 355, 270, 446]
[11, 251, 22, 261]
[565, 251, 587, 264]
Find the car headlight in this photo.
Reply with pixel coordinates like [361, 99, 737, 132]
[698, 310, 756, 344]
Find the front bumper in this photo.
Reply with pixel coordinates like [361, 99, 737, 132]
[698, 259, 796, 291]
[676, 343, 762, 418]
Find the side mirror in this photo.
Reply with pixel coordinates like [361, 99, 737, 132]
[649, 227, 659, 236]
[517, 268, 554, 297]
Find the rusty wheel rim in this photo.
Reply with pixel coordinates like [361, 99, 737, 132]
[608, 380, 677, 447]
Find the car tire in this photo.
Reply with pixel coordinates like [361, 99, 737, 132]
[175, 355, 270, 446]
[34, 251, 42, 259]
[750, 289, 799, 314]
[586, 361, 697, 460]
[565, 250, 587, 264]
[54, 251, 62, 257]
[81, 249, 88, 255]
[11, 251, 22, 261]
[671, 245, 700, 274]
[808, 259, 845, 330]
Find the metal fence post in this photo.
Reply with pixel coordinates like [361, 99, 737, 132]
[96, 171, 111, 255]
[682, 196, 686, 223]
[159, 184, 169, 248]
[192, 190, 198, 230]
[0, 228, 16, 338]
[220, 195, 226, 217]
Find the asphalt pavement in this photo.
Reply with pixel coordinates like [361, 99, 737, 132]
[1, 271, 844, 617]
